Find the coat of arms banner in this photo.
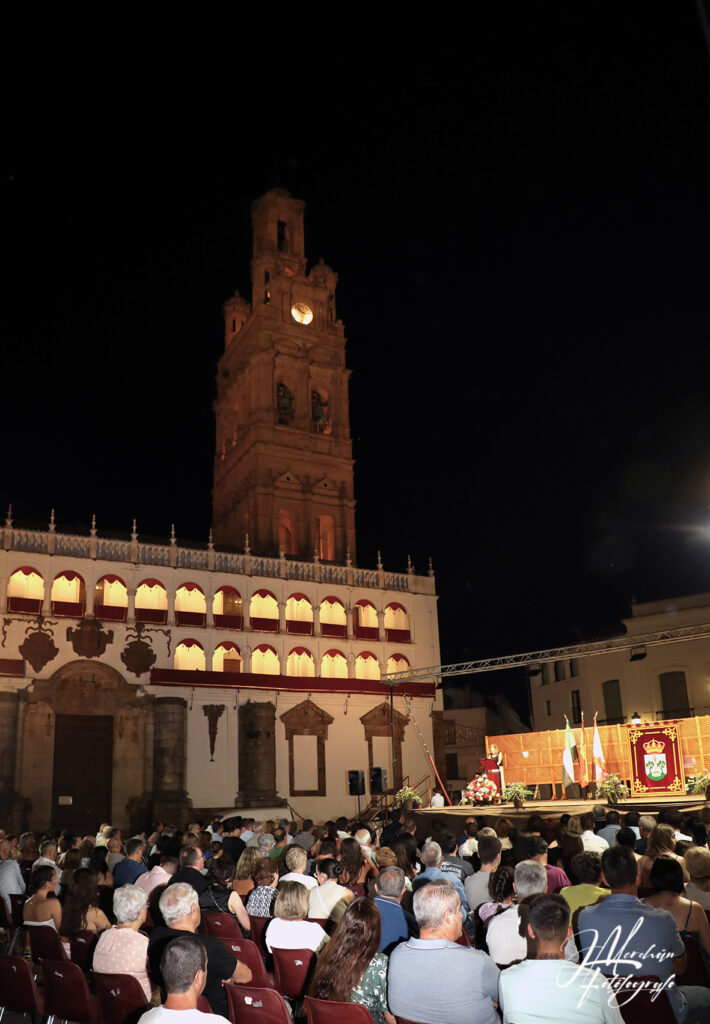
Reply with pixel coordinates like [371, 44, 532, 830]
[626, 720, 685, 797]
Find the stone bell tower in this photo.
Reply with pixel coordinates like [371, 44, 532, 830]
[212, 188, 357, 563]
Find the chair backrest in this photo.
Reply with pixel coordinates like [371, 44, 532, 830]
[248, 914, 272, 953]
[27, 923, 68, 963]
[454, 928, 470, 947]
[9, 893, 27, 928]
[210, 934, 272, 988]
[197, 994, 213, 1013]
[0, 954, 46, 1015]
[0, 897, 12, 930]
[42, 958, 99, 1022]
[602, 974, 675, 1024]
[70, 929, 99, 972]
[203, 911, 243, 938]
[94, 971, 150, 1024]
[225, 983, 292, 1024]
[305, 995, 376, 1023]
[271, 947, 316, 1000]
[677, 932, 710, 987]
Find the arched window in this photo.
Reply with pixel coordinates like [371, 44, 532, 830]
[136, 578, 168, 623]
[286, 647, 315, 677]
[249, 590, 279, 633]
[320, 596, 346, 638]
[386, 653, 410, 675]
[213, 586, 243, 629]
[321, 649, 348, 679]
[175, 639, 205, 672]
[285, 593, 313, 635]
[279, 510, 295, 556]
[317, 514, 335, 561]
[51, 570, 86, 617]
[175, 582, 206, 627]
[356, 651, 381, 681]
[213, 641, 242, 674]
[354, 599, 378, 640]
[7, 566, 43, 613]
[384, 602, 410, 643]
[94, 574, 128, 621]
[252, 643, 280, 675]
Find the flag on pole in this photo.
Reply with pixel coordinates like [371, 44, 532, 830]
[593, 712, 607, 782]
[579, 711, 589, 788]
[562, 716, 576, 790]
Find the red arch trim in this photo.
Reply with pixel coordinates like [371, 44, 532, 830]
[324, 649, 346, 659]
[354, 598, 376, 608]
[288, 647, 313, 658]
[321, 595, 345, 607]
[177, 581, 204, 593]
[216, 641, 241, 653]
[252, 589, 277, 600]
[254, 643, 278, 655]
[54, 570, 84, 583]
[96, 573, 126, 587]
[389, 653, 410, 665]
[386, 601, 407, 612]
[11, 565, 43, 578]
[177, 638, 204, 650]
[138, 578, 166, 590]
[357, 651, 378, 661]
[287, 592, 311, 604]
[215, 585, 242, 597]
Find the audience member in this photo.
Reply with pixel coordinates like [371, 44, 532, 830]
[233, 847, 260, 896]
[113, 837, 148, 887]
[596, 810, 621, 846]
[264, 880, 328, 953]
[244, 857, 278, 916]
[439, 831, 474, 882]
[293, 818, 315, 852]
[560, 852, 610, 915]
[525, 834, 570, 894]
[635, 814, 656, 855]
[464, 836, 502, 910]
[308, 857, 354, 924]
[639, 823, 689, 886]
[35, 839, 62, 896]
[168, 846, 209, 895]
[199, 857, 249, 931]
[580, 813, 608, 854]
[279, 844, 318, 889]
[23, 864, 61, 931]
[642, 855, 710, 965]
[685, 846, 710, 910]
[339, 835, 378, 897]
[60, 866, 110, 937]
[94, 883, 155, 1003]
[0, 835, 25, 913]
[373, 865, 418, 953]
[139, 933, 231, 1022]
[136, 857, 178, 898]
[476, 864, 515, 925]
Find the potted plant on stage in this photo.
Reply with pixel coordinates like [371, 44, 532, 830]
[596, 772, 629, 803]
[687, 773, 710, 800]
[503, 781, 534, 810]
[393, 785, 422, 811]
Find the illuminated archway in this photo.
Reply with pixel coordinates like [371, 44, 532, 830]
[94, 574, 128, 621]
[386, 653, 410, 675]
[249, 590, 279, 632]
[136, 578, 168, 623]
[356, 651, 381, 680]
[213, 641, 242, 673]
[213, 586, 243, 628]
[286, 647, 315, 677]
[321, 649, 348, 679]
[385, 602, 410, 642]
[175, 582, 206, 626]
[251, 643, 280, 675]
[286, 593, 313, 635]
[354, 599, 378, 639]
[7, 566, 43, 613]
[175, 639, 205, 671]
[51, 570, 86, 617]
[320, 596, 346, 638]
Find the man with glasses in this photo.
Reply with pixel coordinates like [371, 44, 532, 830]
[168, 846, 209, 895]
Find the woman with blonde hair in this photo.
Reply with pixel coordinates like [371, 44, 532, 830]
[265, 881, 328, 953]
[685, 846, 710, 910]
[234, 846, 261, 896]
[640, 824, 689, 886]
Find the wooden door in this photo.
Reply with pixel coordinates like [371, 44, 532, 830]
[51, 714, 113, 831]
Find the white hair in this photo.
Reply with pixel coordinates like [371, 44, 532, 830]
[514, 859, 547, 898]
[412, 879, 459, 930]
[421, 841, 442, 868]
[113, 883, 147, 923]
[354, 829, 371, 846]
[259, 834, 276, 851]
[159, 882, 198, 926]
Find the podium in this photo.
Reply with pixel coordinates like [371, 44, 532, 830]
[480, 758, 503, 797]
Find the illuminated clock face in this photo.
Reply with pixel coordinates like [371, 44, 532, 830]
[291, 302, 313, 325]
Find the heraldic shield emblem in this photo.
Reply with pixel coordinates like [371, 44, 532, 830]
[643, 738, 667, 780]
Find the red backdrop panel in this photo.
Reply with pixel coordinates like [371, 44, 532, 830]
[627, 721, 686, 797]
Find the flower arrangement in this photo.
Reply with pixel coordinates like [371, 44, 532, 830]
[503, 782, 533, 803]
[460, 773, 499, 805]
[393, 785, 422, 808]
[595, 772, 629, 802]
[686, 773, 710, 796]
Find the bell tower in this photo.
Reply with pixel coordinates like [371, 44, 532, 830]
[212, 188, 357, 563]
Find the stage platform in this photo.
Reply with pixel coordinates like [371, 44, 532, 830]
[412, 794, 707, 831]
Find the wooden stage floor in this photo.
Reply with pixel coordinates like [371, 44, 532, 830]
[412, 794, 707, 829]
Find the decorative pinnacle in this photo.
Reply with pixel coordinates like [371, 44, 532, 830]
[90, 513, 97, 535]
[131, 517, 138, 540]
[407, 554, 413, 574]
[170, 523, 176, 543]
[377, 550, 383, 571]
[244, 533, 251, 555]
[428, 556, 434, 577]
[49, 508, 56, 531]
[5, 504, 13, 528]
[313, 545, 320, 563]
[346, 547, 352, 567]
[208, 528, 214, 549]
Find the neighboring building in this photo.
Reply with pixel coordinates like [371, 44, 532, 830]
[442, 692, 528, 796]
[529, 592, 710, 730]
[0, 189, 443, 833]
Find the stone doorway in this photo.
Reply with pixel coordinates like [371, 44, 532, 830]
[51, 714, 113, 831]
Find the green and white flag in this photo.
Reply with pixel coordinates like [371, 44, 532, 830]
[562, 717, 576, 790]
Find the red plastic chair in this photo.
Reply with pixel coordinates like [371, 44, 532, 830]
[203, 911, 244, 938]
[305, 995, 376, 1023]
[454, 929, 471, 947]
[248, 915, 272, 953]
[225, 983, 292, 1024]
[69, 929, 99, 972]
[210, 934, 273, 987]
[676, 933, 710, 986]
[271, 947, 316, 1000]
[602, 974, 674, 1024]
[93, 971, 150, 1024]
[27, 923, 68, 968]
[197, 994, 214, 1013]
[0, 899, 19, 954]
[0, 954, 46, 1018]
[9, 893, 27, 929]
[42, 958, 101, 1022]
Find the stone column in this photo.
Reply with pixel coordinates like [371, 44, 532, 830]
[85, 580, 95, 617]
[152, 697, 190, 819]
[127, 587, 136, 622]
[0, 574, 7, 614]
[346, 604, 354, 640]
[167, 588, 176, 626]
[313, 602, 321, 637]
[278, 599, 286, 634]
[42, 577, 51, 615]
[0, 693, 18, 824]
[236, 701, 281, 807]
[377, 609, 385, 642]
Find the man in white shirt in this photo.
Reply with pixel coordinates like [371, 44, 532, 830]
[499, 894, 623, 1023]
[430, 789, 445, 808]
[0, 837, 25, 913]
[34, 840, 62, 897]
[139, 933, 230, 1022]
[580, 813, 608, 854]
[278, 846, 317, 889]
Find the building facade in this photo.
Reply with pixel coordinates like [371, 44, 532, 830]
[0, 189, 443, 833]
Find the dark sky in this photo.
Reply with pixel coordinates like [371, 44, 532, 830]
[4, 6, 710, 718]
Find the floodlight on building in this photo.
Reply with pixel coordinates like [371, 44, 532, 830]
[631, 711, 641, 725]
[629, 646, 647, 662]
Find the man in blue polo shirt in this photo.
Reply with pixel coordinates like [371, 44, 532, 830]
[113, 837, 148, 887]
[373, 866, 418, 953]
[579, 844, 710, 1023]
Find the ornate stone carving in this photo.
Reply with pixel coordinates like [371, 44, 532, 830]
[14, 615, 60, 673]
[66, 618, 114, 658]
[120, 622, 167, 677]
[203, 704, 225, 760]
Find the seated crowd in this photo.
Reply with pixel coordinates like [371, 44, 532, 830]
[3, 804, 710, 1021]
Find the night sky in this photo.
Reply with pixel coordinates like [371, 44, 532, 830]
[5, 6, 710, 719]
